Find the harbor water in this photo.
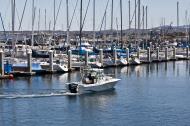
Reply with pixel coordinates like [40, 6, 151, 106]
[0, 61, 190, 126]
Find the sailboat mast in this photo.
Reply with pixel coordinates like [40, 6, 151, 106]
[142, 6, 145, 30]
[145, 6, 148, 47]
[31, 0, 34, 47]
[11, 0, 15, 33]
[134, 0, 137, 46]
[38, 8, 41, 32]
[79, 0, 83, 47]
[53, 0, 56, 32]
[45, 9, 47, 31]
[185, 10, 188, 45]
[111, 0, 113, 31]
[138, 0, 141, 30]
[135, 0, 137, 31]
[66, 0, 70, 47]
[177, 1, 179, 27]
[128, 0, 131, 30]
[120, 0, 123, 48]
[93, 0, 96, 46]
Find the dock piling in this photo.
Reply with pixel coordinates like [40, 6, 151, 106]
[126, 48, 129, 63]
[137, 47, 140, 59]
[186, 46, 189, 59]
[173, 47, 176, 59]
[0, 50, 4, 76]
[156, 47, 160, 61]
[68, 50, 72, 70]
[113, 49, 117, 65]
[27, 50, 32, 73]
[165, 47, 168, 61]
[49, 50, 53, 72]
[147, 47, 151, 62]
[99, 49, 103, 66]
[85, 51, 89, 66]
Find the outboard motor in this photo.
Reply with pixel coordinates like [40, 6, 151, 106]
[68, 84, 78, 93]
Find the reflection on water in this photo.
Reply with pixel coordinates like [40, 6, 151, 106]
[0, 61, 190, 126]
[121, 61, 190, 78]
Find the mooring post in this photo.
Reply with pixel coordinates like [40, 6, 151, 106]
[99, 49, 103, 66]
[126, 48, 129, 63]
[147, 47, 151, 62]
[186, 46, 189, 59]
[156, 47, 160, 61]
[68, 50, 72, 70]
[27, 50, 32, 73]
[137, 47, 140, 59]
[85, 51, 89, 67]
[173, 47, 176, 59]
[0, 50, 4, 76]
[49, 50, 53, 71]
[113, 49, 117, 66]
[165, 47, 168, 61]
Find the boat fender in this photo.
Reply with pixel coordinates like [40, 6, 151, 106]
[9, 74, 14, 79]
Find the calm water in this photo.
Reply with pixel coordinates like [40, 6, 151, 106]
[0, 61, 190, 126]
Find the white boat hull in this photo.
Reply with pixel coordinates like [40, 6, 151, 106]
[41, 63, 68, 72]
[66, 78, 120, 94]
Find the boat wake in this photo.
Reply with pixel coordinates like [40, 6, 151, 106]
[0, 92, 78, 99]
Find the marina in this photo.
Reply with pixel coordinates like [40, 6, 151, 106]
[0, 0, 190, 125]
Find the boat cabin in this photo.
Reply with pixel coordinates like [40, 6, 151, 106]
[81, 68, 104, 84]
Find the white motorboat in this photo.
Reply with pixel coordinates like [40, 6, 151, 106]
[65, 67, 120, 94]
[129, 57, 141, 65]
[40, 62, 68, 72]
[117, 57, 128, 66]
[103, 57, 114, 67]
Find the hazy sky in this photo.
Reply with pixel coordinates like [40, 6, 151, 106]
[0, 0, 190, 31]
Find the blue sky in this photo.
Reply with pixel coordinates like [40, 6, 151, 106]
[0, 0, 190, 31]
